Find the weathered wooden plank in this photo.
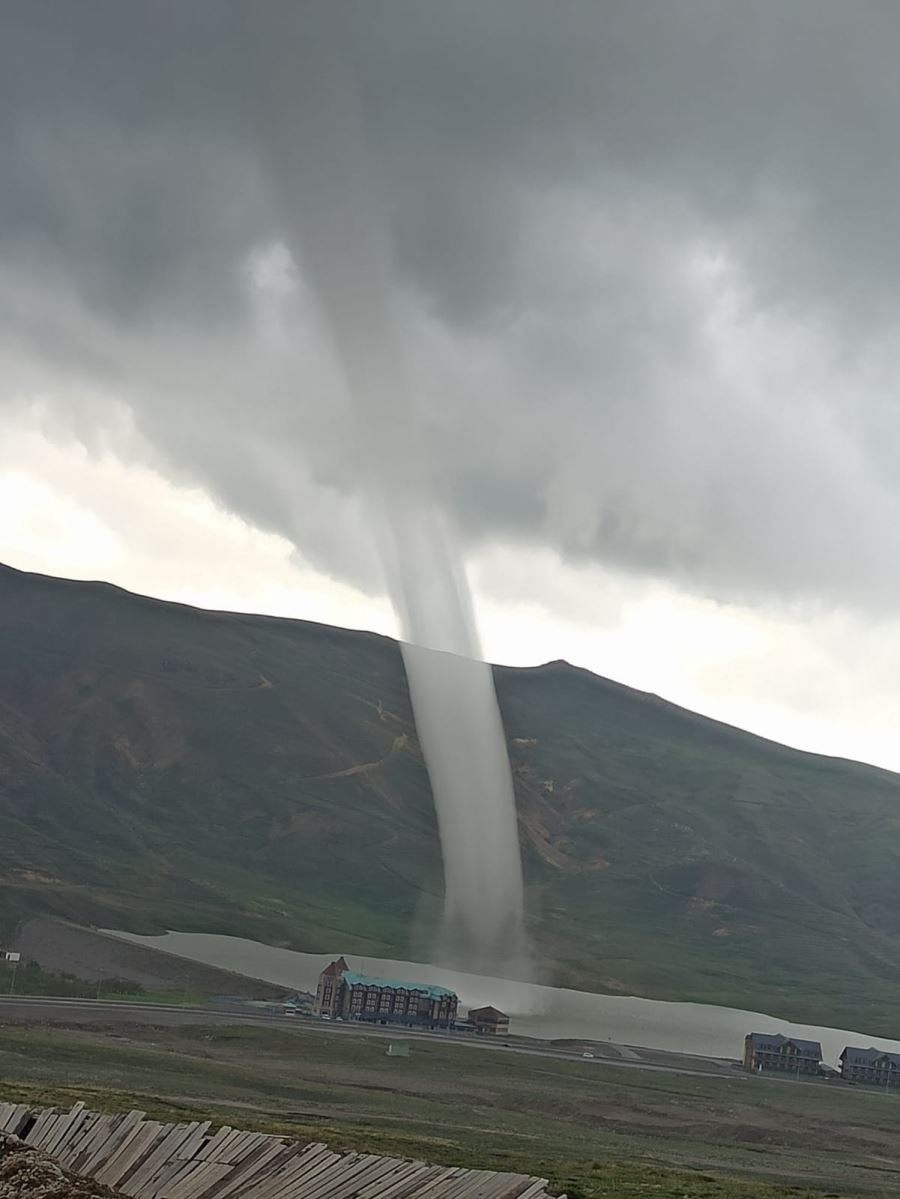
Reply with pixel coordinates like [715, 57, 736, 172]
[42, 1101, 86, 1156]
[250, 1156, 325, 1199]
[422, 1169, 476, 1198]
[465, 1172, 526, 1199]
[312, 1153, 401, 1199]
[0, 1103, 31, 1137]
[80, 1110, 147, 1177]
[159, 1158, 218, 1199]
[219, 1129, 261, 1165]
[123, 1121, 200, 1197]
[325, 1153, 404, 1199]
[353, 1159, 430, 1199]
[212, 1130, 248, 1164]
[173, 1161, 234, 1199]
[52, 1107, 96, 1162]
[116, 1124, 175, 1190]
[449, 1168, 507, 1199]
[192, 1125, 232, 1161]
[89, 1118, 149, 1180]
[293, 1151, 366, 1199]
[260, 1141, 335, 1199]
[384, 1164, 451, 1199]
[285, 1149, 363, 1199]
[443, 1172, 501, 1198]
[254, 1147, 340, 1199]
[172, 1120, 213, 1162]
[172, 1159, 230, 1199]
[196, 1137, 288, 1199]
[40, 1112, 71, 1150]
[227, 1143, 304, 1194]
[253, 1143, 330, 1193]
[209, 1126, 250, 1162]
[24, 1105, 61, 1146]
[27, 1109, 58, 1148]
[97, 1120, 165, 1187]
[120, 1122, 185, 1196]
[284, 1151, 358, 1199]
[511, 1181, 554, 1199]
[486, 1173, 537, 1199]
[93, 1120, 157, 1184]
[152, 1153, 206, 1198]
[66, 1112, 119, 1172]
[405, 1166, 469, 1198]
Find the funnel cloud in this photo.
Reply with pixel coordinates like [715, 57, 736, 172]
[249, 7, 527, 972]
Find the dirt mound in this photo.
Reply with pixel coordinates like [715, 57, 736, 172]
[0, 1132, 117, 1198]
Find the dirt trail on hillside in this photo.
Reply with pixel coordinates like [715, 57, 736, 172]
[308, 733, 408, 781]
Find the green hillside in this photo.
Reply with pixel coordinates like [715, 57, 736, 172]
[3, 561, 900, 1034]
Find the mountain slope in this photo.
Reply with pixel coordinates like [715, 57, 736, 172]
[3, 561, 900, 1033]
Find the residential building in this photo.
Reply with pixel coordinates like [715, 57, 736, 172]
[743, 1033, 822, 1074]
[840, 1046, 900, 1087]
[314, 958, 458, 1028]
[467, 1005, 510, 1036]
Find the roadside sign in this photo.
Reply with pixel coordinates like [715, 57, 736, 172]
[3, 952, 21, 962]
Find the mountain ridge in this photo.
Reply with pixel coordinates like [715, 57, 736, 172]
[3, 559, 900, 1034]
[5, 560, 891, 780]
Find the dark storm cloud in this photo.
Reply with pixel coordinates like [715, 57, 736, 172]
[3, 1, 900, 610]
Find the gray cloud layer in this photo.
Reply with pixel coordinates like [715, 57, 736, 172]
[3, 1, 900, 612]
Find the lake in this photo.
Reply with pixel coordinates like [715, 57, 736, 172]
[105, 928, 900, 1067]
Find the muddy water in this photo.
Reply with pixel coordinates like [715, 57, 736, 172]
[105, 929, 900, 1067]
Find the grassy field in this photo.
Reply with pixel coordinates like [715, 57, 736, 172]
[0, 959, 204, 1006]
[0, 1019, 897, 1198]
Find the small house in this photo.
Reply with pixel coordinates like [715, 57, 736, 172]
[467, 1005, 510, 1036]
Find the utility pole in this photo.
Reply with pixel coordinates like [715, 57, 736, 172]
[7, 960, 17, 997]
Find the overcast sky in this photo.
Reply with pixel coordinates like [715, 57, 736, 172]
[3, 1, 900, 772]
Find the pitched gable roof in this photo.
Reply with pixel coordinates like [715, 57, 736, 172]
[840, 1045, 900, 1068]
[321, 956, 349, 978]
[746, 1032, 822, 1058]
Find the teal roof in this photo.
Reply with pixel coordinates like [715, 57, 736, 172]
[341, 970, 456, 1000]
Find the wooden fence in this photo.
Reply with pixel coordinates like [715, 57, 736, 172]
[0, 1100, 560, 1198]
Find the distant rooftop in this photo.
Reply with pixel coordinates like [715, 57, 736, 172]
[746, 1032, 822, 1057]
[841, 1045, 900, 1068]
[341, 970, 457, 1001]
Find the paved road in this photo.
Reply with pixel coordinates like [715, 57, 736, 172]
[0, 994, 738, 1081]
